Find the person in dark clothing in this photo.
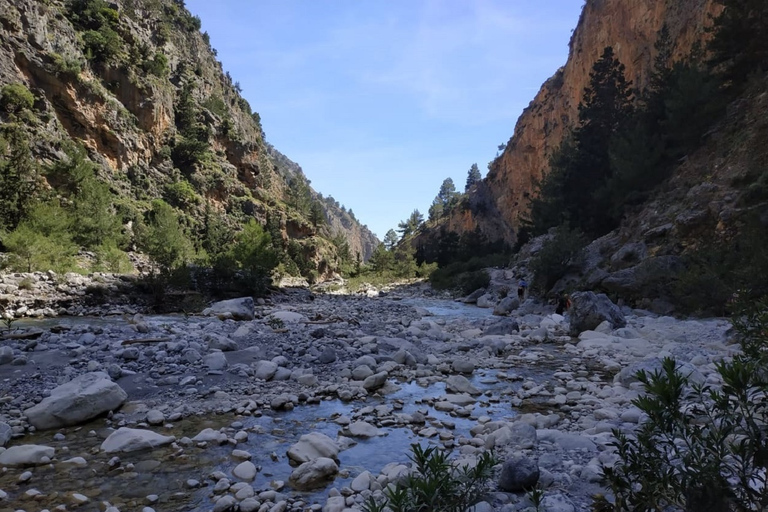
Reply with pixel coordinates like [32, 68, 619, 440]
[556, 294, 571, 315]
[517, 279, 528, 301]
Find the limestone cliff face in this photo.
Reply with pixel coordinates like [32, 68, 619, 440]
[0, 0, 377, 273]
[452, 0, 719, 243]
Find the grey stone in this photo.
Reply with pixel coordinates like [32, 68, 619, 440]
[445, 375, 481, 395]
[463, 288, 487, 304]
[568, 292, 626, 335]
[498, 455, 539, 492]
[289, 457, 339, 490]
[483, 319, 520, 335]
[493, 297, 520, 316]
[317, 347, 337, 364]
[24, 372, 127, 430]
[617, 358, 705, 387]
[101, 427, 176, 453]
[204, 352, 228, 371]
[451, 359, 475, 374]
[202, 297, 255, 321]
[233, 461, 257, 481]
[0, 346, 13, 365]
[253, 360, 278, 380]
[0, 444, 55, 466]
[287, 432, 339, 464]
[362, 371, 388, 390]
[0, 421, 12, 447]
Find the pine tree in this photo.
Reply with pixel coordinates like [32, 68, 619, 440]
[562, 47, 632, 236]
[437, 178, 459, 209]
[465, 163, 481, 192]
[397, 209, 424, 238]
[383, 229, 399, 250]
[708, 0, 768, 89]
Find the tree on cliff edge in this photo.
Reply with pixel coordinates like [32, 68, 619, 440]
[527, 46, 633, 237]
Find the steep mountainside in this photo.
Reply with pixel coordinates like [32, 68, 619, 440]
[440, 0, 719, 244]
[0, 0, 377, 274]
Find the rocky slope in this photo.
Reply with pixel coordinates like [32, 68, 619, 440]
[0, 0, 377, 274]
[439, 0, 720, 244]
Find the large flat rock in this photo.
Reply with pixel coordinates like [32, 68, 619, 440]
[101, 427, 176, 453]
[24, 372, 127, 430]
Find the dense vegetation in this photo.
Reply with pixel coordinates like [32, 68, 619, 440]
[519, 0, 768, 312]
[0, 0, 371, 299]
[596, 299, 768, 511]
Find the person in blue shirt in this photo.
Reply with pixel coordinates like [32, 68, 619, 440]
[517, 279, 528, 301]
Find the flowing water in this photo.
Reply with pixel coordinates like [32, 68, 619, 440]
[0, 298, 573, 511]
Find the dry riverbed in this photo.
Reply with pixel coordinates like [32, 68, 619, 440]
[0, 282, 735, 512]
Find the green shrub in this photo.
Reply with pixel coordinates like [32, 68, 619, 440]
[81, 26, 122, 63]
[0, 84, 34, 114]
[94, 241, 132, 273]
[163, 179, 200, 209]
[143, 51, 168, 77]
[459, 270, 491, 295]
[171, 135, 210, 170]
[529, 224, 586, 295]
[2, 217, 78, 273]
[363, 444, 497, 512]
[136, 199, 193, 272]
[599, 299, 768, 511]
[670, 215, 768, 315]
[50, 52, 84, 77]
[429, 253, 507, 292]
[229, 219, 278, 295]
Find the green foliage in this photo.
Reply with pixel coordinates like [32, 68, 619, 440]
[47, 145, 124, 250]
[529, 224, 587, 295]
[528, 36, 727, 239]
[465, 163, 482, 192]
[81, 27, 122, 64]
[171, 82, 212, 171]
[94, 240, 132, 273]
[202, 95, 229, 118]
[164, 179, 200, 209]
[670, 214, 768, 315]
[383, 229, 399, 251]
[67, 0, 124, 65]
[142, 51, 168, 77]
[308, 200, 326, 228]
[287, 174, 313, 217]
[136, 199, 193, 272]
[0, 84, 34, 114]
[0, 124, 39, 231]
[708, 0, 768, 90]
[49, 52, 84, 77]
[1, 202, 78, 273]
[397, 209, 424, 238]
[229, 219, 279, 295]
[363, 444, 497, 512]
[429, 253, 507, 292]
[601, 299, 768, 511]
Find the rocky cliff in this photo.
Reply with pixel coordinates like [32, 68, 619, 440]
[0, 0, 377, 275]
[444, 0, 719, 244]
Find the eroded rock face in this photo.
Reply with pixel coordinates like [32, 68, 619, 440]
[436, 0, 720, 244]
[24, 372, 127, 430]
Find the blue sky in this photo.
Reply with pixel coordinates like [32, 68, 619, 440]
[185, 1, 584, 239]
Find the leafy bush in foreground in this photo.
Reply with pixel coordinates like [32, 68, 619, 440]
[597, 298, 768, 511]
[363, 444, 497, 512]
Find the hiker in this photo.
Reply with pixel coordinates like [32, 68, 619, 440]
[517, 279, 528, 301]
[556, 293, 571, 315]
